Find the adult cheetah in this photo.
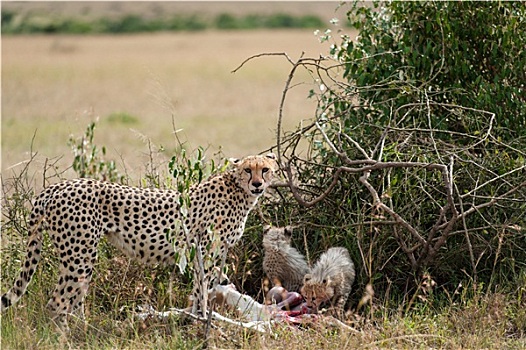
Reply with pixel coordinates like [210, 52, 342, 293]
[1, 153, 278, 332]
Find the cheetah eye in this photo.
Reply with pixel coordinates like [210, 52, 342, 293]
[244, 168, 252, 174]
[262, 167, 269, 173]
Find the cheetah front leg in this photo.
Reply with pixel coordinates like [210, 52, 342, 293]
[329, 290, 350, 319]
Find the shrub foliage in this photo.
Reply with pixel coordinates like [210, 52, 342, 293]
[2, 3, 526, 345]
[249, 1, 526, 302]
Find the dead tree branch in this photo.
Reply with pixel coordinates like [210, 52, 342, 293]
[247, 52, 525, 276]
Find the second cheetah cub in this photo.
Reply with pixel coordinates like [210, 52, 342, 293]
[262, 225, 310, 294]
[301, 247, 355, 315]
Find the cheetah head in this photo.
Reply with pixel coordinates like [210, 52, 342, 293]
[301, 274, 334, 312]
[263, 225, 294, 245]
[230, 153, 278, 197]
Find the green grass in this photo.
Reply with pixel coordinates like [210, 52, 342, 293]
[106, 112, 139, 125]
[2, 221, 525, 349]
[2, 282, 525, 349]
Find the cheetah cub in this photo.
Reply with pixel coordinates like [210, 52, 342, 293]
[301, 247, 355, 316]
[262, 225, 310, 294]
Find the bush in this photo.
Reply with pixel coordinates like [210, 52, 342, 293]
[249, 1, 526, 304]
[68, 121, 126, 183]
[215, 13, 239, 30]
[341, 1, 525, 141]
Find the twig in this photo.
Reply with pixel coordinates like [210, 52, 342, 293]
[276, 53, 316, 165]
[456, 181, 477, 281]
[452, 180, 526, 223]
[231, 52, 295, 73]
[210, 312, 269, 333]
[284, 161, 342, 208]
[461, 164, 526, 199]
[232, 52, 328, 166]
[322, 316, 361, 334]
[358, 171, 426, 245]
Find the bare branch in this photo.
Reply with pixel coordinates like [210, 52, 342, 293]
[231, 52, 295, 73]
[455, 180, 526, 221]
[358, 171, 427, 245]
[276, 53, 306, 163]
[283, 160, 342, 208]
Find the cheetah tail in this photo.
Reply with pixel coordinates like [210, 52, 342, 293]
[1, 219, 44, 312]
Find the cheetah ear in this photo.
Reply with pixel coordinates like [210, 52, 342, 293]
[265, 153, 280, 170]
[229, 157, 241, 165]
[284, 226, 293, 237]
[263, 225, 272, 234]
[303, 274, 312, 283]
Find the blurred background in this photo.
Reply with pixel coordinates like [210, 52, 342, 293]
[2, 1, 353, 182]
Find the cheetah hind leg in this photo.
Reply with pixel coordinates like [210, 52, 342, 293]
[46, 260, 94, 334]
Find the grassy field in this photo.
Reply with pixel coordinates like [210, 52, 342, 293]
[2, 29, 343, 186]
[0, 23, 367, 350]
[2, 1, 353, 185]
[1, 265, 525, 350]
[2, 4, 525, 350]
